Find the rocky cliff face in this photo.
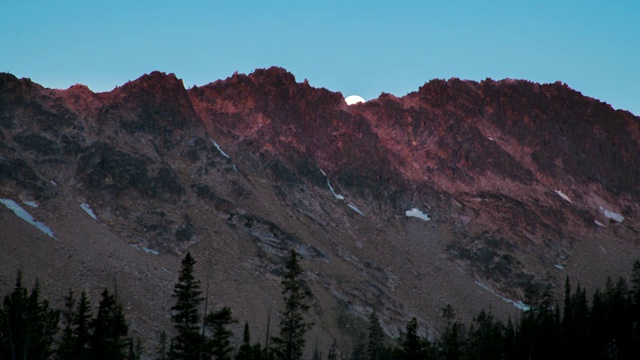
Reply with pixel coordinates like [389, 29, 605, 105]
[1, 68, 638, 350]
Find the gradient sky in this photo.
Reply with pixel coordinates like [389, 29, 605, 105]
[2, 1, 639, 115]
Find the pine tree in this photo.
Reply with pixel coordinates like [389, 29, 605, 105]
[366, 311, 384, 360]
[312, 342, 322, 360]
[632, 260, 640, 359]
[169, 252, 204, 360]
[127, 337, 142, 360]
[271, 250, 314, 360]
[440, 304, 462, 360]
[467, 310, 503, 360]
[442, 304, 455, 329]
[589, 289, 607, 356]
[90, 288, 129, 360]
[503, 317, 515, 360]
[157, 330, 168, 360]
[205, 306, 237, 360]
[609, 277, 632, 358]
[632, 260, 640, 308]
[571, 284, 589, 359]
[57, 290, 77, 359]
[0, 272, 59, 360]
[350, 339, 367, 360]
[252, 343, 268, 360]
[236, 322, 254, 360]
[237, 323, 271, 360]
[74, 290, 93, 358]
[327, 338, 338, 360]
[402, 317, 426, 360]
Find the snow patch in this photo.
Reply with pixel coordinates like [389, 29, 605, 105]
[79, 203, 97, 220]
[319, 168, 363, 215]
[405, 208, 430, 221]
[327, 180, 345, 200]
[211, 138, 238, 172]
[131, 244, 159, 255]
[600, 207, 624, 223]
[594, 220, 605, 227]
[347, 204, 365, 217]
[143, 247, 160, 255]
[22, 201, 39, 208]
[554, 264, 565, 270]
[320, 169, 345, 200]
[0, 199, 56, 239]
[555, 190, 571, 203]
[475, 281, 491, 292]
[475, 281, 530, 311]
[211, 138, 230, 159]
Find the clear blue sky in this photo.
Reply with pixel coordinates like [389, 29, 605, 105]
[2, 1, 639, 115]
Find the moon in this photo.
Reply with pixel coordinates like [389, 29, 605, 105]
[345, 95, 365, 105]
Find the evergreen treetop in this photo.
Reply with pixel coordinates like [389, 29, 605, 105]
[169, 252, 204, 360]
[272, 249, 314, 360]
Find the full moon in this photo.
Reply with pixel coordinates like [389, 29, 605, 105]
[345, 95, 365, 105]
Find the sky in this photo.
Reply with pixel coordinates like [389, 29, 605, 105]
[2, 1, 639, 115]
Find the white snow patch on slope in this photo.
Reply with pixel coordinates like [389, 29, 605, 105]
[405, 208, 430, 221]
[327, 180, 345, 200]
[475, 281, 530, 311]
[600, 207, 624, 223]
[319, 168, 362, 215]
[143, 247, 160, 255]
[0, 199, 56, 239]
[594, 220, 605, 227]
[23, 201, 39, 208]
[211, 138, 230, 159]
[554, 264, 565, 270]
[320, 169, 345, 200]
[211, 138, 238, 172]
[347, 203, 365, 217]
[79, 203, 97, 220]
[131, 244, 159, 255]
[555, 190, 572, 203]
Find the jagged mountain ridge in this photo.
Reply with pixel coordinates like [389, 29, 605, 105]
[1, 67, 639, 351]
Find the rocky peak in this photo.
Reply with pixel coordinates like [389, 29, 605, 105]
[101, 72, 198, 140]
[0, 73, 46, 104]
[118, 71, 178, 96]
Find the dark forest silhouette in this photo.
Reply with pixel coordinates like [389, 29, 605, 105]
[2, 255, 640, 359]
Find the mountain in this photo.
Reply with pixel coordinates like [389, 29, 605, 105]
[1, 67, 639, 352]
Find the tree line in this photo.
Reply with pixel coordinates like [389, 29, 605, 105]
[160, 250, 314, 360]
[3, 252, 640, 359]
[0, 249, 312, 360]
[354, 260, 640, 360]
[0, 271, 140, 359]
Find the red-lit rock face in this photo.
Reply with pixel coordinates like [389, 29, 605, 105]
[1, 67, 639, 346]
[188, 67, 639, 213]
[2, 66, 638, 259]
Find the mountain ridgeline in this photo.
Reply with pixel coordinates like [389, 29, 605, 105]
[1, 68, 639, 353]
